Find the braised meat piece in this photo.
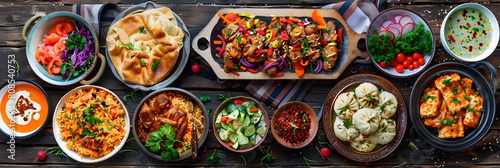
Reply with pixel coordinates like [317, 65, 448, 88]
[304, 24, 318, 35]
[307, 49, 321, 62]
[306, 33, 323, 48]
[322, 45, 339, 71]
[221, 24, 239, 42]
[288, 47, 302, 63]
[323, 21, 337, 42]
[290, 27, 305, 44]
[139, 103, 155, 129]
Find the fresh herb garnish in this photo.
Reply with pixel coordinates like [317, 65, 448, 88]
[303, 156, 317, 168]
[66, 33, 88, 50]
[468, 108, 476, 115]
[260, 146, 275, 165]
[119, 146, 138, 154]
[139, 26, 147, 34]
[290, 122, 299, 133]
[145, 123, 184, 162]
[119, 42, 145, 52]
[303, 114, 309, 124]
[217, 93, 233, 103]
[123, 90, 142, 102]
[464, 95, 470, 101]
[45, 146, 64, 161]
[200, 94, 211, 102]
[463, 86, 470, 89]
[206, 149, 221, 163]
[442, 79, 452, 86]
[366, 94, 374, 103]
[140, 60, 148, 66]
[421, 94, 436, 102]
[343, 118, 353, 128]
[453, 98, 461, 103]
[151, 60, 161, 72]
[452, 88, 458, 94]
[240, 155, 247, 165]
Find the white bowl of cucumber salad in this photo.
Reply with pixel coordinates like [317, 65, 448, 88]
[213, 96, 270, 152]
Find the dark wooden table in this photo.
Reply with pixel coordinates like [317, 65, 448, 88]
[1, 0, 500, 167]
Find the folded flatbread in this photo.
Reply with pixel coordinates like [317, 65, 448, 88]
[107, 7, 184, 86]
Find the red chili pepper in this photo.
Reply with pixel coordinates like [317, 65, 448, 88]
[286, 19, 294, 25]
[234, 99, 244, 104]
[297, 22, 305, 27]
[267, 48, 273, 56]
[279, 22, 284, 28]
[321, 41, 328, 45]
[271, 29, 278, 39]
[291, 43, 301, 48]
[273, 71, 284, 76]
[242, 34, 248, 39]
[238, 21, 247, 35]
[226, 118, 233, 124]
[257, 29, 266, 36]
[220, 116, 228, 122]
[448, 35, 455, 43]
[281, 31, 290, 41]
[250, 108, 258, 113]
[338, 28, 343, 44]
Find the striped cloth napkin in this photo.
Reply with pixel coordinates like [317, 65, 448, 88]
[245, 0, 385, 108]
[71, 3, 122, 39]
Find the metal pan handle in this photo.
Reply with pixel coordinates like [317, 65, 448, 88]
[470, 61, 498, 92]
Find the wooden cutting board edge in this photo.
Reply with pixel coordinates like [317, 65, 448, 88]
[192, 8, 368, 80]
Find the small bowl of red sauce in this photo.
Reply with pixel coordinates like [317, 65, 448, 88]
[271, 102, 318, 149]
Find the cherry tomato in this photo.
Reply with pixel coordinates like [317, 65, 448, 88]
[406, 56, 414, 63]
[413, 52, 421, 59]
[228, 141, 233, 147]
[413, 61, 420, 68]
[389, 59, 398, 67]
[395, 64, 404, 73]
[418, 58, 425, 65]
[396, 53, 405, 63]
[379, 61, 387, 68]
[409, 65, 414, 70]
[402, 60, 410, 68]
[234, 99, 244, 104]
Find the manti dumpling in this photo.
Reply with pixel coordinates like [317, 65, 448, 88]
[352, 108, 380, 135]
[334, 117, 359, 141]
[377, 91, 398, 119]
[107, 7, 184, 86]
[333, 92, 359, 120]
[374, 119, 396, 145]
[355, 83, 379, 108]
[349, 134, 378, 152]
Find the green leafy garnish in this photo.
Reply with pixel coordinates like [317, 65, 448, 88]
[366, 94, 375, 103]
[260, 146, 275, 165]
[453, 98, 461, 103]
[463, 86, 470, 89]
[139, 26, 147, 34]
[290, 122, 299, 133]
[443, 118, 454, 127]
[421, 94, 436, 102]
[464, 95, 470, 101]
[217, 93, 233, 103]
[322, 29, 331, 33]
[145, 123, 184, 162]
[140, 60, 148, 66]
[119, 146, 138, 154]
[452, 88, 458, 94]
[237, 36, 242, 45]
[343, 118, 353, 128]
[200, 94, 211, 102]
[303, 113, 309, 124]
[45, 146, 64, 161]
[66, 33, 87, 50]
[151, 60, 161, 72]
[119, 43, 145, 52]
[468, 108, 476, 115]
[368, 22, 433, 64]
[240, 155, 247, 165]
[303, 156, 316, 168]
[123, 90, 142, 102]
[442, 79, 452, 86]
[206, 149, 221, 163]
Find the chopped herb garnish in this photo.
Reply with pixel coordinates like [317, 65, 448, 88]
[442, 79, 452, 86]
[453, 98, 461, 103]
[140, 60, 148, 66]
[139, 26, 147, 34]
[151, 60, 161, 72]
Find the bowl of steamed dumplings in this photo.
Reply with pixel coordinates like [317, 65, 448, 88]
[322, 74, 407, 162]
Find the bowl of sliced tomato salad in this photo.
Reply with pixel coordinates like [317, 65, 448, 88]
[24, 12, 106, 86]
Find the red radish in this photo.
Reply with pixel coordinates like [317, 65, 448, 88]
[388, 23, 403, 32]
[320, 147, 330, 160]
[378, 30, 395, 40]
[191, 63, 200, 77]
[394, 15, 404, 23]
[401, 23, 414, 35]
[33, 150, 47, 162]
[387, 27, 401, 38]
[399, 16, 414, 28]
[381, 19, 394, 29]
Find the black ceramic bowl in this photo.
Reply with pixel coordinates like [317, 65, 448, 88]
[409, 61, 497, 152]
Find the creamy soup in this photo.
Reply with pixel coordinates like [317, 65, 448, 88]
[444, 8, 493, 58]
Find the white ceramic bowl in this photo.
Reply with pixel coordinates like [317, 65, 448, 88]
[440, 3, 499, 62]
[367, 8, 436, 78]
[52, 85, 130, 163]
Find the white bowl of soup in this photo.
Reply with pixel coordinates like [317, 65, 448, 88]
[440, 3, 499, 62]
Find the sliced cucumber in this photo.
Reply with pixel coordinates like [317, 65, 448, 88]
[249, 134, 256, 141]
[220, 122, 228, 129]
[255, 135, 262, 144]
[248, 102, 257, 106]
[250, 140, 256, 145]
[239, 112, 246, 122]
[225, 103, 237, 112]
[215, 112, 224, 124]
[244, 124, 256, 137]
[227, 123, 235, 132]
[252, 115, 261, 124]
[228, 109, 240, 120]
[256, 126, 266, 135]
[215, 122, 221, 129]
[237, 131, 249, 145]
[231, 141, 239, 149]
[240, 143, 253, 149]
[219, 129, 229, 142]
[242, 116, 251, 127]
[229, 132, 238, 143]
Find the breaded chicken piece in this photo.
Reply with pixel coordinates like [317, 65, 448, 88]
[463, 94, 483, 128]
[438, 110, 464, 139]
[419, 87, 442, 118]
[424, 99, 447, 128]
[435, 73, 470, 113]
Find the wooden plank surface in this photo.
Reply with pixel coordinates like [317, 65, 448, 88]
[0, 0, 499, 167]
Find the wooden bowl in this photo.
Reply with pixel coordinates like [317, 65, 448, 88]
[271, 102, 318, 149]
[213, 96, 269, 153]
[322, 74, 407, 162]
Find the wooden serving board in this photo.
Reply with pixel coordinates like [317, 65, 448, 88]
[192, 8, 368, 80]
